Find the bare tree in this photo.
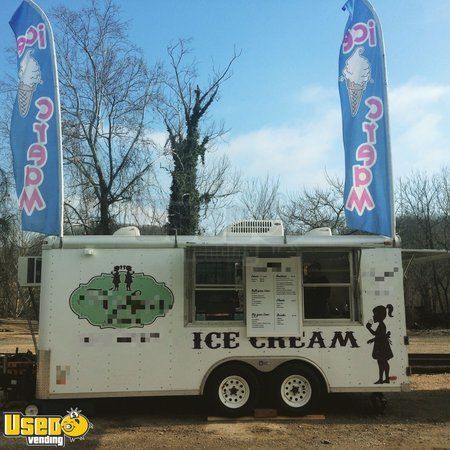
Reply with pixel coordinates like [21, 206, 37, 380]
[159, 39, 239, 235]
[53, 0, 163, 234]
[0, 212, 42, 319]
[280, 173, 346, 235]
[0, 77, 30, 318]
[397, 169, 449, 249]
[397, 168, 449, 324]
[238, 175, 280, 221]
[197, 154, 241, 233]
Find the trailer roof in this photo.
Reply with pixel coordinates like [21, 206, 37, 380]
[43, 234, 394, 250]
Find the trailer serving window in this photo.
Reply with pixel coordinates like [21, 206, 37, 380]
[186, 247, 359, 325]
[188, 248, 244, 322]
[302, 251, 355, 320]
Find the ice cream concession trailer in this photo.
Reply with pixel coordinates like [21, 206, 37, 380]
[18, 220, 410, 416]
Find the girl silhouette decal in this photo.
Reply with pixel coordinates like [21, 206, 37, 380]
[125, 266, 135, 291]
[111, 266, 120, 291]
[366, 304, 394, 384]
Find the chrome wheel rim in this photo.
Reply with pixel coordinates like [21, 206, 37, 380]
[218, 375, 250, 409]
[281, 375, 312, 408]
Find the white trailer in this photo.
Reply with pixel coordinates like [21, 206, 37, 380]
[26, 220, 410, 416]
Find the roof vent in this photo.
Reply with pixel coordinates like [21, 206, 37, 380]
[220, 220, 284, 237]
[304, 227, 332, 237]
[113, 226, 141, 237]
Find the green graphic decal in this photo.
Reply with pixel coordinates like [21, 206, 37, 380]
[69, 266, 174, 328]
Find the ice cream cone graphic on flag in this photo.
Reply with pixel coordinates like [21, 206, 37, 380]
[17, 50, 42, 117]
[346, 79, 365, 117]
[341, 48, 371, 117]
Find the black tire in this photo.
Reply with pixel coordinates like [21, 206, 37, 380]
[204, 363, 260, 417]
[273, 363, 323, 416]
[370, 392, 387, 414]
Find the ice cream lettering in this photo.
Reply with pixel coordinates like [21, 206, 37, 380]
[342, 20, 376, 54]
[345, 96, 383, 215]
[341, 48, 371, 117]
[18, 97, 54, 215]
[18, 50, 42, 117]
[15, 23, 47, 57]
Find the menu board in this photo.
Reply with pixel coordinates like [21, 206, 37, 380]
[246, 257, 300, 337]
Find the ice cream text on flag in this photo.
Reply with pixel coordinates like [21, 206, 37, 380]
[345, 96, 383, 214]
[16, 22, 46, 56]
[342, 19, 376, 54]
[18, 97, 54, 215]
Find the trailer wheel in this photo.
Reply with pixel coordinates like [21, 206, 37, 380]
[24, 403, 39, 416]
[274, 363, 323, 415]
[205, 364, 260, 417]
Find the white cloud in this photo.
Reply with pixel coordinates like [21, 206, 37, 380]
[295, 84, 337, 106]
[221, 80, 450, 192]
[388, 81, 450, 176]
[226, 116, 341, 189]
[224, 86, 342, 191]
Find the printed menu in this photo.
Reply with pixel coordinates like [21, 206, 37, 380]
[246, 257, 300, 337]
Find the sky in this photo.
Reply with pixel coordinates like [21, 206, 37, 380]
[1, 0, 450, 194]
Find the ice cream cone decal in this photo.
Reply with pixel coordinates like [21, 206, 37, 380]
[17, 50, 42, 117]
[341, 48, 371, 117]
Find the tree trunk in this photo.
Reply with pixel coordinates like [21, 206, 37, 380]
[167, 140, 201, 235]
[98, 196, 112, 235]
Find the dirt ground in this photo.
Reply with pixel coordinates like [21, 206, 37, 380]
[0, 319, 38, 354]
[0, 321, 449, 449]
[408, 329, 450, 353]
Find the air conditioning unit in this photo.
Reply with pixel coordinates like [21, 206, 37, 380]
[220, 220, 284, 237]
[18, 256, 42, 287]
